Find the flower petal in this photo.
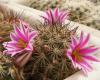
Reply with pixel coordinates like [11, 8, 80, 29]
[71, 36, 77, 46]
[25, 43, 33, 51]
[3, 41, 17, 48]
[3, 49, 23, 57]
[14, 25, 27, 41]
[46, 10, 53, 24]
[60, 12, 68, 23]
[80, 31, 84, 43]
[83, 55, 99, 62]
[10, 32, 19, 41]
[79, 47, 98, 54]
[29, 31, 37, 41]
[80, 33, 90, 48]
[54, 8, 59, 22]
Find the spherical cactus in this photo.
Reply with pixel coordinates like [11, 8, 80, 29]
[31, 23, 78, 80]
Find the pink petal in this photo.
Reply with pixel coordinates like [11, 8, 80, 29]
[83, 55, 99, 62]
[71, 59, 81, 69]
[71, 37, 77, 46]
[82, 33, 90, 46]
[14, 25, 27, 42]
[81, 61, 93, 70]
[78, 61, 92, 74]
[60, 12, 67, 22]
[19, 22, 26, 34]
[29, 31, 37, 41]
[79, 47, 98, 54]
[46, 10, 52, 24]
[25, 43, 33, 51]
[10, 32, 19, 41]
[49, 9, 54, 24]
[79, 31, 84, 44]
[54, 8, 59, 17]
[79, 63, 91, 74]
[3, 41, 17, 48]
[80, 33, 90, 48]
[4, 49, 23, 56]
[69, 44, 74, 50]
[4, 44, 21, 51]
[54, 8, 59, 22]
[13, 21, 29, 41]
[24, 27, 29, 40]
[82, 60, 93, 72]
[66, 50, 72, 56]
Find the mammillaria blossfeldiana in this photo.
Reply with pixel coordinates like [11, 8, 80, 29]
[66, 32, 99, 74]
[1, 7, 100, 80]
[3, 20, 38, 57]
[41, 8, 69, 25]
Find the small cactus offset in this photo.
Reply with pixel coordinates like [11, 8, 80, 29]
[1, 8, 99, 80]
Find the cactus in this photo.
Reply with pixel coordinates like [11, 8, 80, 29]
[26, 24, 78, 80]
[1, 7, 78, 79]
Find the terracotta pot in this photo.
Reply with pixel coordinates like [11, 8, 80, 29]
[0, 2, 100, 80]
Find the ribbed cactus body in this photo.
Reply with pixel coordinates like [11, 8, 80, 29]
[26, 24, 78, 80]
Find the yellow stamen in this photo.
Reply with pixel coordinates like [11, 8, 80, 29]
[17, 39, 28, 48]
[72, 50, 83, 62]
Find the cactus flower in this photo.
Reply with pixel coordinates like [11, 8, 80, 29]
[66, 32, 99, 74]
[41, 8, 69, 25]
[3, 20, 38, 56]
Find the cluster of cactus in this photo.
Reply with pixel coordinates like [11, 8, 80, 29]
[0, 7, 78, 80]
[0, 4, 99, 80]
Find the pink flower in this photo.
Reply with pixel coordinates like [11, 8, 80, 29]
[41, 8, 69, 25]
[66, 32, 99, 74]
[3, 20, 38, 56]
